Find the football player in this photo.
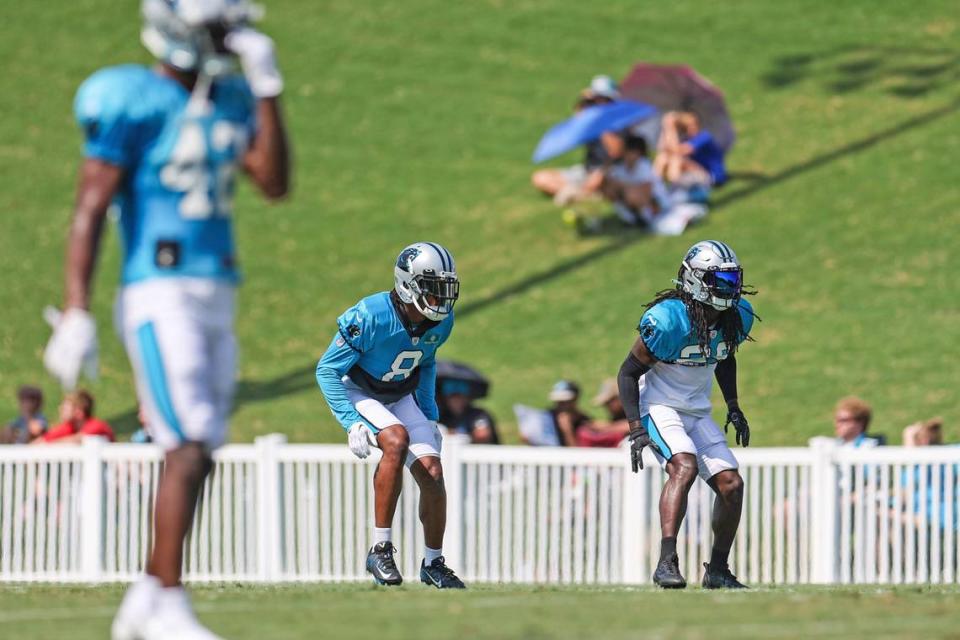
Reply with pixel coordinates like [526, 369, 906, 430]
[42, 1, 291, 637]
[316, 242, 466, 589]
[616, 240, 757, 589]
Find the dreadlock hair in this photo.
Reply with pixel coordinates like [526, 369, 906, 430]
[643, 267, 760, 358]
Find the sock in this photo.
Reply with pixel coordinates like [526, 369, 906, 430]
[660, 536, 677, 559]
[155, 586, 190, 614]
[117, 574, 160, 617]
[424, 546, 443, 565]
[374, 527, 392, 545]
[710, 547, 730, 569]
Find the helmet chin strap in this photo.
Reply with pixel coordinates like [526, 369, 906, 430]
[413, 296, 445, 321]
[185, 71, 213, 117]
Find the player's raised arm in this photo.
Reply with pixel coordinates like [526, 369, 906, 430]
[227, 28, 291, 200]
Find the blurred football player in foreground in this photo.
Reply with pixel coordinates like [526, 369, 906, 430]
[43, 1, 290, 636]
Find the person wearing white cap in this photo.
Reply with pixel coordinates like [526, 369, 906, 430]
[547, 380, 590, 446]
[589, 74, 621, 100]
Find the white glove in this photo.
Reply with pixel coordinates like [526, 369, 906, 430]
[225, 28, 283, 98]
[43, 306, 98, 390]
[347, 421, 377, 459]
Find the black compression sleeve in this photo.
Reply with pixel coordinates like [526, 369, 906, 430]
[617, 352, 651, 426]
[714, 355, 738, 407]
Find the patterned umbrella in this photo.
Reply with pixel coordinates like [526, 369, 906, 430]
[620, 63, 735, 151]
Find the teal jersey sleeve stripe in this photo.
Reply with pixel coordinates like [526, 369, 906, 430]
[137, 321, 186, 442]
[642, 414, 673, 460]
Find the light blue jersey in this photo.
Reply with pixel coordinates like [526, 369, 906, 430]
[316, 292, 454, 432]
[640, 298, 754, 365]
[637, 297, 754, 416]
[75, 64, 256, 284]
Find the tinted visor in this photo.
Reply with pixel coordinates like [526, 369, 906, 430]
[418, 275, 460, 314]
[704, 269, 742, 299]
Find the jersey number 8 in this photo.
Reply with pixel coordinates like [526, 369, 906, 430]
[382, 351, 423, 382]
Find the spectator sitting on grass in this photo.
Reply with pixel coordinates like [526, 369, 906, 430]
[548, 380, 591, 447]
[1, 385, 48, 444]
[833, 396, 883, 448]
[34, 390, 115, 444]
[574, 379, 631, 447]
[654, 111, 727, 190]
[531, 75, 624, 206]
[601, 133, 669, 226]
[438, 379, 500, 444]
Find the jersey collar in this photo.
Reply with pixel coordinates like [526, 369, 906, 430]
[389, 290, 439, 338]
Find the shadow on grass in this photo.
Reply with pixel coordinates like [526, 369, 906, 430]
[148, 98, 958, 413]
[461, 99, 959, 317]
[762, 45, 960, 98]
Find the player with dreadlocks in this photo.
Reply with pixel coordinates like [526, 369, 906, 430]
[616, 240, 759, 589]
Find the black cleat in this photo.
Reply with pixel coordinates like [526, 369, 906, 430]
[366, 542, 403, 586]
[653, 553, 687, 589]
[702, 562, 748, 589]
[420, 556, 466, 589]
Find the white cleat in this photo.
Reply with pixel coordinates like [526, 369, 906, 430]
[112, 575, 160, 640]
[142, 587, 222, 640]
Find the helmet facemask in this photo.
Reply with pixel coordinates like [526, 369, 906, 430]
[394, 243, 460, 322]
[408, 271, 459, 321]
[141, 0, 261, 77]
[678, 263, 743, 311]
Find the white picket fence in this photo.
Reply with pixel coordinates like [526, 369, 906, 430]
[0, 435, 957, 584]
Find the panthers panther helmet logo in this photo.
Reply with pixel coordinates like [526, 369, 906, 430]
[396, 247, 421, 272]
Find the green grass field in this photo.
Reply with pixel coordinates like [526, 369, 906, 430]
[2, 583, 959, 639]
[1, 1, 958, 444]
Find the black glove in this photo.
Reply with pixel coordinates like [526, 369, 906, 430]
[724, 408, 750, 447]
[628, 427, 662, 473]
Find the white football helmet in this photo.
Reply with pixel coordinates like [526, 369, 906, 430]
[394, 242, 460, 321]
[141, 0, 262, 76]
[676, 240, 743, 310]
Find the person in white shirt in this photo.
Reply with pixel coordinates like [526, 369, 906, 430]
[602, 133, 669, 226]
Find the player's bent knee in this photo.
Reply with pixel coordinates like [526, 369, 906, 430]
[422, 457, 444, 483]
[669, 454, 699, 485]
[713, 470, 744, 502]
[378, 425, 410, 457]
[164, 442, 213, 484]
[415, 457, 445, 494]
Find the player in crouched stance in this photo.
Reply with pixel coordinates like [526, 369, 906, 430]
[616, 241, 758, 589]
[316, 242, 466, 589]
